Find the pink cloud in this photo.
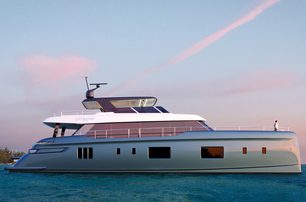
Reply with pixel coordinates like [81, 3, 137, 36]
[20, 55, 96, 86]
[108, 0, 280, 95]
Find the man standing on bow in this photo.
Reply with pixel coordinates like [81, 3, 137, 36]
[274, 120, 279, 131]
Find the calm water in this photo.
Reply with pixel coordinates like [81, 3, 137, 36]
[0, 165, 305, 202]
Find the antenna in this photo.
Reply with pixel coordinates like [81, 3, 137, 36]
[85, 76, 90, 90]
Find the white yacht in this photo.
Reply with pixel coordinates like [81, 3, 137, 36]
[6, 81, 302, 173]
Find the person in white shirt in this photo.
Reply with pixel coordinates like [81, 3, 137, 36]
[274, 120, 279, 131]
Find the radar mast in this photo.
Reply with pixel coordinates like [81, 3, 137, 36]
[84, 77, 107, 99]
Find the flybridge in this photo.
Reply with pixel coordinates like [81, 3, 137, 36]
[82, 78, 169, 113]
[82, 97, 169, 113]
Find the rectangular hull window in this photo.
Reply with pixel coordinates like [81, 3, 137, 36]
[201, 147, 224, 158]
[132, 148, 136, 155]
[148, 147, 171, 159]
[242, 147, 247, 155]
[116, 148, 120, 155]
[262, 147, 267, 155]
[83, 148, 88, 159]
[77, 147, 93, 159]
[78, 148, 82, 159]
[89, 147, 93, 159]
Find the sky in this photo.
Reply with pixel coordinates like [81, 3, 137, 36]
[0, 0, 306, 162]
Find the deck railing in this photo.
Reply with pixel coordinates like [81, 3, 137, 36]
[77, 126, 206, 139]
[53, 110, 101, 116]
[212, 126, 290, 131]
[75, 125, 291, 139]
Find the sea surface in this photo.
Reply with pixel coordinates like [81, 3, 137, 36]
[0, 165, 305, 202]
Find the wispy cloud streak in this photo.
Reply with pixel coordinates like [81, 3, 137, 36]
[108, 0, 280, 95]
[168, 0, 280, 65]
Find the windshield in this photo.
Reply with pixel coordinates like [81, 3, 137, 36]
[110, 98, 157, 108]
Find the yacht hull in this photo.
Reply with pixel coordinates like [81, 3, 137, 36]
[6, 131, 302, 173]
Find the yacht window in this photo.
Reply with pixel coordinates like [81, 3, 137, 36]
[89, 147, 93, 159]
[115, 108, 136, 113]
[77, 147, 93, 159]
[201, 147, 224, 158]
[262, 147, 267, 155]
[82, 100, 102, 110]
[77, 148, 82, 159]
[116, 148, 121, 155]
[84, 120, 211, 139]
[148, 147, 171, 159]
[83, 148, 88, 159]
[73, 124, 94, 136]
[133, 107, 160, 113]
[110, 98, 157, 108]
[155, 106, 169, 113]
[132, 148, 136, 155]
[242, 147, 247, 155]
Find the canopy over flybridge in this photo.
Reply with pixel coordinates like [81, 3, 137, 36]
[43, 112, 206, 129]
[82, 78, 167, 113]
[82, 96, 161, 113]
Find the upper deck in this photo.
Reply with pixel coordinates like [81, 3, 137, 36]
[44, 83, 209, 138]
[45, 92, 207, 129]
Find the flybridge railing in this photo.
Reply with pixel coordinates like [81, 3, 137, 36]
[212, 126, 290, 131]
[77, 126, 207, 139]
[53, 110, 101, 117]
[75, 125, 290, 139]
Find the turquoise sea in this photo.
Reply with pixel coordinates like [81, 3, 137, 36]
[0, 165, 305, 202]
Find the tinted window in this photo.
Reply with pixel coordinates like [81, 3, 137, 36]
[262, 147, 267, 155]
[77, 148, 82, 159]
[149, 147, 171, 159]
[83, 148, 88, 159]
[77, 147, 93, 159]
[115, 108, 136, 113]
[89, 147, 93, 159]
[155, 106, 169, 113]
[116, 148, 120, 155]
[201, 147, 224, 158]
[242, 147, 247, 155]
[132, 148, 136, 155]
[133, 107, 159, 113]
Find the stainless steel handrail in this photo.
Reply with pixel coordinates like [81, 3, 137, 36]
[53, 110, 101, 116]
[212, 126, 290, 131]
[77, 126, 206, 139]
[75, 125, 290, 139]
